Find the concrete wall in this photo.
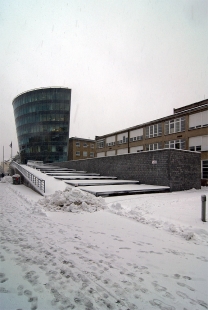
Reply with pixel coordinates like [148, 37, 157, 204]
[53, 149, 201, 191]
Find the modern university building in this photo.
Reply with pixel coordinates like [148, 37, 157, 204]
[13, 87, 71, 163]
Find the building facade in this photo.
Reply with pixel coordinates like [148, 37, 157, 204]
[68, 137, 96, 160]
[13, 87, 71, 163]
[96, 99, 208, 179]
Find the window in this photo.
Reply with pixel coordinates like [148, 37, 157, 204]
[146, 142, 162, 151]
[117, 138, 127, 144]
[97, 139, 105, 148]
[164, 139, 185, 149]
[90, 152, 94, 157]
[146, 123, 162, 138]
[83, 151, 87, 157]
[107, 142, 115, 146]
[76, 151, 80, 156]
[189, 145, 201, 152]
[91, 144, 94, 148]
[202, 160, 208, 178]
[76, 142, 80, 147]
[165, 117, 185, 135]
[189, 111, 208, 129]
[117, 132, 128, 144]
[83, 143, 88, 148]
[130, 136, 143, 142]
[189, 136, 208, 152]
[56, 146, 63, 152]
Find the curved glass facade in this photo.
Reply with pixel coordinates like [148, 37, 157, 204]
[13, 87, 71, 163]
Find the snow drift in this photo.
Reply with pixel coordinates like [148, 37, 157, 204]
[0, 176, 13, 183]
[37, 186, 106, 213]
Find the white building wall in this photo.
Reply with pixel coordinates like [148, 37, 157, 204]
[106, 150, 116, 156]
[202, 135, 208, 151]
[130, 145, 143, 153]
[189, 135, 208, 151]
[97, 152, 105, 157]
[189, 110, 208, 128]
[202, 111, 208, 126]
[117, 132, 128, 140]
[130, 128, 143, 138]
[106, 136, 116, 143]
[117, 148, 128, 155]
[189, 136, 202, 146]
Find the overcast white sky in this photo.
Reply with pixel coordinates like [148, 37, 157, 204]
[0, 0, 207, 160]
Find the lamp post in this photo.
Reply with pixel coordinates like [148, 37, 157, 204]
[3, 146, 4, 173]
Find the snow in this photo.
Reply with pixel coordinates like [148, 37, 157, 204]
[54, 175, 117, 180]
[0, 173, 208, 310]
[0, 176, 13, 183]
[65, 179, 140, 186]
[78, 184, 170, 196]
[38, 187, 107, 213]
[20, 164, 68, 195]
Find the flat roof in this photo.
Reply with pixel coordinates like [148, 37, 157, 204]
[69, 137, 95, 142]
[96, 99, 208, 139]
[13, 86, 71, 102]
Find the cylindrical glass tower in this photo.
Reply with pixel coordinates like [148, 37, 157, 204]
[13, 87, 71, 164]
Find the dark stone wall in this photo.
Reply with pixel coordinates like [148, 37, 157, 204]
[53, 149, 201, 191]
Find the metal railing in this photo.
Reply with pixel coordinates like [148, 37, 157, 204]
[10, 162, 45, 194]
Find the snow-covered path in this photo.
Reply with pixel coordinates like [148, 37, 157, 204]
[0, 182, 208, 309]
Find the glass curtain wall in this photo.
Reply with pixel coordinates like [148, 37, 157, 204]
[13, 87, 71, 163]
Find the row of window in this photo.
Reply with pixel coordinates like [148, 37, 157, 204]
[130, 135, 143, 142]
[19, 134, 68, 147]
[146, 139, 186, 151]
[15, 113, 69, 127]
[76, 151, 94, 157]
[97, 117, 186, 148]
[146, 142, 163, 151]
[75, 142, 94, 148]
[13, 90, 71, 109]
[21, 145, 68, 153]
[14, 102, 69, 118]
[17, 124, 69, 136]
[98, 139, 187, 153]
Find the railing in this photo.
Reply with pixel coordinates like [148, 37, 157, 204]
[10, 162, 45, 194]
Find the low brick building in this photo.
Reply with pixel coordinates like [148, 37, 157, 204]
[68, 137, 96, 160]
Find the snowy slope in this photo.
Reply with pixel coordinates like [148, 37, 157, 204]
[0, 177, 207, 310]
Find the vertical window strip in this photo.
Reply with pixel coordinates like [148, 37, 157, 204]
[165, 117, 185, 135]
[145, 123, 162, 138]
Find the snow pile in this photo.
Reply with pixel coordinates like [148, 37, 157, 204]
[107, 192, 208, 244]
[37, 186, 106, 213]
[0, 176, 13, 183]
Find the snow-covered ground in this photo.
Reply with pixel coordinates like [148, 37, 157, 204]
[0, 173, 208, 309]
